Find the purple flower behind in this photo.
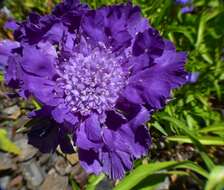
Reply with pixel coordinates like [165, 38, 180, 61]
[176, 0, 192, 4]
[181, 6, 194, 14]
[176, 0, 194, 14]
[186, 72, 200, 83]
[0, 0, 187, 179]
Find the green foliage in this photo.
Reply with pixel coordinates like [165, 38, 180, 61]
[86, 174, 105, 190]
[114, 161, 208, 190]
[205, 166, 224, 190]
[0, 129, 21, 155]
[3, 0, 60, 19]
[0, 73, 4, 81]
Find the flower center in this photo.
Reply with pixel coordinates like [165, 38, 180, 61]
[57, 45, 127, 116]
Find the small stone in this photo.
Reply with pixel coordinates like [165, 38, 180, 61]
[96, 178, 113, 190]
[66, 153, 79, 165]
[8, 175, 23, 189]
[15, 138, 38, 162]
[55, 157, 72, 176]
[22, 161, 44, 188]
[40, 169, 68, 190]
[0, 153, 13, 171]
[0, 176, 10, 189]
[74, 172, 88, 187]
[38, 154, 51, 166]
[3, 105, 21, 119]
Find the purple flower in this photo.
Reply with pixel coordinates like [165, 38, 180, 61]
[176, 0, 192, 4]
[0, 0, 187, 179]
[186, 72, 200, 83]
[181, 6, 194, 14]
[176, 0, 194, 14]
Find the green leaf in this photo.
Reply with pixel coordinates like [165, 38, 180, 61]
[114, 161, 208, 190]
[0, 73, 3, 81]
[196, 8, 223, 48]
[86, 174, 105, 190]
[167, 136, 224, 146]
[161, 116, 215, 171]
[0, 129, 21, 155]
[150, 122, 168, 136]
[167, 25, 195, 44]
[205, 166, 224, 190]
[199, 125, 224, 134]
[69, 176, 80, 190]
[31, 99, 42, 110]
[133, 171, 189, 190]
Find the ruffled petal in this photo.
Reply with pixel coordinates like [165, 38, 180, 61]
[105, 110, 127, 130]
[78, 148, 102, 175]
[101, 151, 126, 179]
[124, 41, 187, 108]
[154, 40, 187, 88]
[126, 6, 149, 37]
[0, 40, 20, 67]
[118, 106, 151, 158]
[25, 76, 62, 105]
[82, 4, 146, 50]
[100, 127, 133, 179]
[84, 113, 101, 142]
[15, 13, 56, 44]
[76, 115, 102, 150]
[132, 28, 164, 59]
[21, 45, 57, 78]
[52, 105, 78, 124]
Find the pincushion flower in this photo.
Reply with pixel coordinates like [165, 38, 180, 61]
[0, 0, 187, 179]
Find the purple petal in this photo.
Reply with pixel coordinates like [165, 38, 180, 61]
[181, 6, 194, 14]
[52, 105, 78, 124]
[105, 111, 127, 130]
[4, 20, 19, 31]
[126, 6, 149, 37]
[21, 45, 56, 78]
[76, 117, 102, 150]
[101, 151, 125, 179]
[84, 114, 101, 142]
[132, 28, 164, 59]
[186, 72, 200, 83]
[79, 148, 102, 175]
[0, 40, 20, 67]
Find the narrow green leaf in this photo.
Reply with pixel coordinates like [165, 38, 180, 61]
[167, 136, 224, 145]
[114, 161, 208, 190]
[32, 99, 42, 110]
[205, 166, 224, 190]
[196, 9, 223, 48]
[133, 171, 188, 190]
[150, 122, 168, 136]
[69, 175, 80, 190]
[0, 129, 21, 155]
[0, 73, 3, 81]
[161, 116, 215, 171]
[167, 25, 195, 44]
[199, 126, 224, 133]
[86, 174, 105, 190]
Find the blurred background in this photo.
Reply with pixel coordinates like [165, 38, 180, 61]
[0, 0, 224, 190]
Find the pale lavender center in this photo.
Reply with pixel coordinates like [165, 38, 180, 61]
[57, 46, 127, 116]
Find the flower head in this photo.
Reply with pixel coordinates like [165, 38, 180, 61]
[0, 0, 187, 179]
